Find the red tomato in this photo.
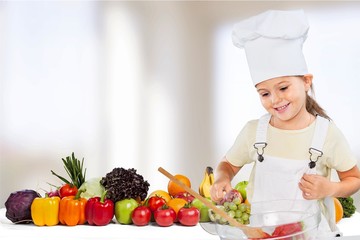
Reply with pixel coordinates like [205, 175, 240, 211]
[147, 195, 166, 213]
[131, 206, 151, 226]
[59, 183, 78, 198]
[177, 205, 200, 226]
[154, 205, 176, 227]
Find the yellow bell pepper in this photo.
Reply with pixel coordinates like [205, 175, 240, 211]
[31, 196, 60, 226]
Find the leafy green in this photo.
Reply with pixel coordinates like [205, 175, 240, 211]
[337, 197, 356, 218]
[51, 152, 86, 188]
[78, 177, 105, 200]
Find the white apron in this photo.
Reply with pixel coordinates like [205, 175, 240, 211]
[250, 114, 341, 238]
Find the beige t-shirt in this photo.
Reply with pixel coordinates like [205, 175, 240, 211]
[226, 118, 357, 178]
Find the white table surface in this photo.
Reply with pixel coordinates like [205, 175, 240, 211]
[1, 208, 359, 240]
[0, 208, 217, 240]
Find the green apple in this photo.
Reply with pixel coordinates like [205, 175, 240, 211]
[199, 207, 211, 222]
[191, 198, 204, 210]
[115, 198, 139, 224]
[234, 181, 248, 200]
[191, 198, 214, 222]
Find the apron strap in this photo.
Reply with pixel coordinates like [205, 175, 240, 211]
[255, 113, 271, 143]
[309, 116, 329, 168]
[310, 115, 329, 153]
[254, 114, 271, 162]
[310, 116, 340, 235]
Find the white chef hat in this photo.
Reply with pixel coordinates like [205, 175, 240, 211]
[232, 9, 309, 86]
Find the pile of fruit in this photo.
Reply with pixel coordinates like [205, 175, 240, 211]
[5, 153, 351, 233]
[3, 153, 218, 228]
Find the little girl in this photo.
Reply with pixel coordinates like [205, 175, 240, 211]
[210, 9, 360, 237]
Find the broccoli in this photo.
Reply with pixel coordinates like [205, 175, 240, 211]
[337, 197, 356, 218]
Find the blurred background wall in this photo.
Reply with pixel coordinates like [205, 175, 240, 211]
[1, 1, 360, 208]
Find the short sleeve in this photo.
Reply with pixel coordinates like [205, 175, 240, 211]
[323, 122, 358, 172]
[226, 120, 258, 167]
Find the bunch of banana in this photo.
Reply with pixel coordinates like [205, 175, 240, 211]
[199, 166, 214, 198]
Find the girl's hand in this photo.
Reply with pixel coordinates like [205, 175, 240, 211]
[300, 166, 360, 199]
[298, 174, 333, 199]
[210, 157, 241, 203]
[210, 180, 232, 204]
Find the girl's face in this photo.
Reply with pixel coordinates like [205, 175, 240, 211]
[256, 75, 313, 129]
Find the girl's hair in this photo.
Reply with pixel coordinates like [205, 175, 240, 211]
[306, 85, 331, 120]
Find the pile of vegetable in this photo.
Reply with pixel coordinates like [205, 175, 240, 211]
[3, 152, 151, 227]
[338, 197, 356, 218]
[4, 155, 359, 232]
[3, 152, 210, 229]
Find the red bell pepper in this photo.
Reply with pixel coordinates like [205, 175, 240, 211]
[85, 191, 114, 226]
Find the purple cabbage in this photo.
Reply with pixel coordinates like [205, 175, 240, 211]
[5, 189, 41, 223]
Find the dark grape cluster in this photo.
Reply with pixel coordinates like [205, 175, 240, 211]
[101, 167, 150, 203]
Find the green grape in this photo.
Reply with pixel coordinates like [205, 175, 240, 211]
[215, 198, 252, 226]
[223, 201, 230, 209]
[233, 197, 241, 205]
[238, 203, 247, 212]
[227, 210, 235, 218]
[209, 211, 216, 222]
[236, 217, 244, 224]
[229, 202, 237, 211]
[219, 217, 227, 224]
[246, 205, 251, 214]
[242, 213, 249, 221]
[235, 209, 242, 218]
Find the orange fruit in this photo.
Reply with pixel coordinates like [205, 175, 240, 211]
[167, 174, 191, 197]
[334, 197, 343, 223]
[148, 190, 172, 202]
[167, 198, 188, 215]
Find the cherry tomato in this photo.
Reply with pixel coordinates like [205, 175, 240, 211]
[59, 183, 78, 198]
[147, 195, 166, 213]
[154, 205, 176, 227]
[131, 206, 151, 226]
[177, 204, 200, 226]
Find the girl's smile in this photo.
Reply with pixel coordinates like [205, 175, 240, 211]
[274, 103, 290, 113]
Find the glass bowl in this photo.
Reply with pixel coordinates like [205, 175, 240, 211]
[213, 199, 321, 240]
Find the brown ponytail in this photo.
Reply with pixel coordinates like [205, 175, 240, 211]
[306, 85, 331, 120]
